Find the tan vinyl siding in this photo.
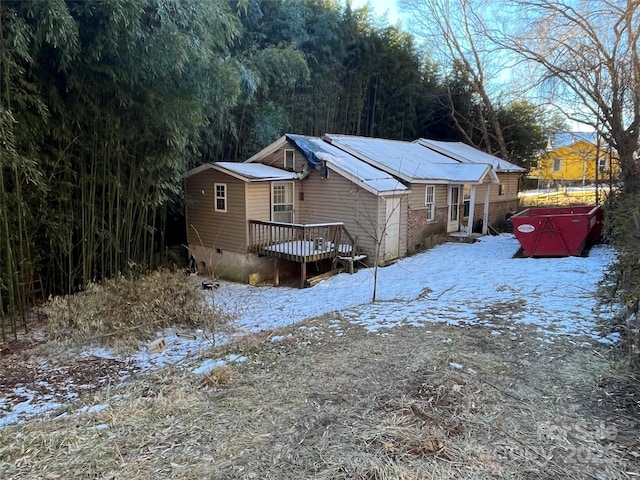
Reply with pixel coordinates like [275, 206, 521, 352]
[465, 173, 520, 226]
[407, 184, 447, 213]
[185, 169, 248, 254]
[259, 149, 285, 168]
[246, 182, 272, 221]
[258, 145, 301, 172]
[498, 173, 520, 201]
[296, 171, 381, 260]
[475, 173, 519, 204]
[376, 197, 386, 256]
[407, 185, 426, 210]
[185, 169, 215, 249]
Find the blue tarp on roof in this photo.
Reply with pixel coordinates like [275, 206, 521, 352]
[286, 134, 327, 169]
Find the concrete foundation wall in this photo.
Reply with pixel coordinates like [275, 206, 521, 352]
[188, 245, 296, 285]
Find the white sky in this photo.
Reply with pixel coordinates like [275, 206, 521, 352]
[347, 0, 401, 24]
[1, 234, 618, 427]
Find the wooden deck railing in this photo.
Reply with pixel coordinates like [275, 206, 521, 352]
[248, 220, 357, 263]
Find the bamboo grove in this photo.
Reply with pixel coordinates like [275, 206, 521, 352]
[0, 0, 556, 339]
[0, 0, 241, 338]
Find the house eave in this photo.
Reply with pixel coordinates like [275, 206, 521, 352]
[185, 163, 214, 178]
[325, 164, 409, 197]
[211, 163, 298, 183]
[245, 135, 289, 163]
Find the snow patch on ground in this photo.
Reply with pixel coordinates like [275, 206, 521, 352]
[1, 234, 618, 428]
[191, 354, 247, 375]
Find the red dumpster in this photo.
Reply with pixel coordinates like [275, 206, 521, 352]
[510, 205, 603, 257]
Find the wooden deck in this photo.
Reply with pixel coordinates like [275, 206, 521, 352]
[248, 220, 362, 287]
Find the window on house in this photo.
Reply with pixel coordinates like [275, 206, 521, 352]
[498, 184, 505, 196]
[272, 182, 294, 223]
[463, 185, 471, 217]
[284, 149, 295, 170]
[598, 157, 608, 173]
[215, 183, 227, 212]
[552, 157, 561, 172]
[425, 185, 435, 221]
[449, 185, 460, 222]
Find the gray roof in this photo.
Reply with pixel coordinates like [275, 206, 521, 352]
[185, 162, 298, 182]
[416, 139, 526, 173]
[302, 137, 406, 195]
[215, 162, 299, 181]
[325, 135, 498, 184]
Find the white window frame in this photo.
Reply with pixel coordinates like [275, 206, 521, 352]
[425, 185, 435, 221]
[284, 149, 295, 170]
[598, 157, 608, 172]
[271, 182, 294, 223]
[552, 157, 561, 172]
[214, 183, 227, 212]
[449, 185, 460, 222]
[498, 184, 505, 196]
[463, 185, 471, 217]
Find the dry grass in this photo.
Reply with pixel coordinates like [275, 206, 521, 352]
[1, 315, 637, 479]
[41, 270, 226, 351]
[518, 187, 615, 208]
[519, 189, 597, 207]
[200, 365, 236, 388]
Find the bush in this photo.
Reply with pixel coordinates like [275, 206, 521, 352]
[43, 269, 217, 350]
[601, 192, 640, 363]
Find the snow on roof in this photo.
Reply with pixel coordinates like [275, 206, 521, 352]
[301, 137, 407, 195]
[551, 132, 598, 149]
[214, 162, 298, 181]
[325, 134, 497, 183]
[416, 139, 526, 173]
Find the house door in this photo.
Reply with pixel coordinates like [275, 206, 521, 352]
[384, 197, 401, 261]
[447, 185, 460, 233]
[272, 182, 294, 223]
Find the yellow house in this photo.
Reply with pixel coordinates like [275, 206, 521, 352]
[530, 132, 619, 185]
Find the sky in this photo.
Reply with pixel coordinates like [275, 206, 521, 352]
[348, 0, 402, 24]
[1, 234, 619, 427]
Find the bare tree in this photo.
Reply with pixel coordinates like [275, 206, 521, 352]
[495, 0, 640, 193]
[400, 0, 512, 160]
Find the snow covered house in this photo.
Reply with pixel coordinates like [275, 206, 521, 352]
[415, 138, 525, 238]
[184, 135, 408, 286]
[324, 135, 524, 253]
[184, 134, 524, 286]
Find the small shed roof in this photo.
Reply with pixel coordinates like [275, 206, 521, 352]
[185, 162, 298, 182]
[416, 139, 526, 173]
[325, 134, 498, 184]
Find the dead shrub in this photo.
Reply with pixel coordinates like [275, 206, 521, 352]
[42, 269, 222, 350]
[200, 365, 236, 388]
